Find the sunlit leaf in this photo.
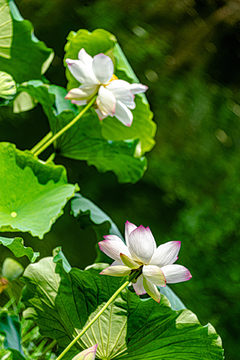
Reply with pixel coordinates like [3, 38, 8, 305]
[0, 71, 16, 105]
[0, 236, 39, 262]
[22, 258, 224, 360]
[0, 0, 12, 59]
[0, 0, 53, 83]
[0, 142, 79, 239]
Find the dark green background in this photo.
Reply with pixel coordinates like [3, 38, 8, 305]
[1, 0, 240, 358]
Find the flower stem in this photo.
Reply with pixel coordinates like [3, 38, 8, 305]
[46, 152, 56, 163]
[30, 131, 53, 154]
[55, 278, 130, 360]
[33, 95, 97, 157]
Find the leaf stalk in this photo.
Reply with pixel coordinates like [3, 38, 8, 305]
[32, 95, 97, 157]
[55, 272, 138, 360]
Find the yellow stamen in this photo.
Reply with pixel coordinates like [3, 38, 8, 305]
[105, 74, 118, 86]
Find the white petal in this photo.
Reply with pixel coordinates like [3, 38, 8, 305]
[78, 48, 93, 66]
[115, 101, 133, 127]
[128, 225, 156, 264]
[92, 53, 113, 84]
[66, 58, 98, 85]
[98, 235, 131, 262]
[111, 260, 124, 266]
[161, 264, 192, 284]
[150, 241, 181, 267]
[71, 100, 87, 106]
[95, 108, 107, 121]
[142, 265, 166, 287]
[107, 79, 130, 91]
[125, 221, 137, 247]
[97, 86, 116, 116]
[106, 80, 135, 109]
[72, 344, 98, 360]
[129, 83, 148, 94]
[142, 277, 161, 303]
[133, 274, 146, 295]
[65, 85, 98, 100]
[100, 265, 131, 277]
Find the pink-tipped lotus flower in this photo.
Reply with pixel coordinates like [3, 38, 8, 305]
[98, 221, 192, 303]
[65, 49, 147, 127]
[72, 344, 98, 360]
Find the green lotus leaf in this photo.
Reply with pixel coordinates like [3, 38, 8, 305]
[22, 258, 224, 360]
[0, 236, 39, 262]
[53, 246, 71, 273]
[0, 142, 79, 238]
[0, 0, 53, 83]
[0, 71, 16, 106]
[0, 0, 12, 59]
[16, 81, 147, 183]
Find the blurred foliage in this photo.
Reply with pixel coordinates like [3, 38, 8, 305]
[0, 0, 240, 358]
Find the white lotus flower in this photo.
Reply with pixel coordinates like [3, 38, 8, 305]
[98, 221, 192, 302]
[65, 49, 147, 127]
[72, 344, 98, 360]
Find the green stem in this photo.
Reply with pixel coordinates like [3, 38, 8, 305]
[7, 287, 17, 314]
[55, 278, 130, 360]
[33, 96, 97, 157]
[38, 339, 57, 360]
[30, 131, 53, 154]
[46, 152, 56, 163]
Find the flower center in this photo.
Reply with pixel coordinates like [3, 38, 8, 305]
[105, 74, 118, 86]
[130, 265, 143, 283]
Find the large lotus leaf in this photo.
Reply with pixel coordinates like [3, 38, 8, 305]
[22, 258, 224, 360]
[50, 108, 147, 183]
[0, 236, 39, 262]
[16, 81, 147, 183]
[0, 0, 53, 83]
[0, 313, 24, 356]
[0, 142, 79, 238]
[0, 0, 12, 59]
